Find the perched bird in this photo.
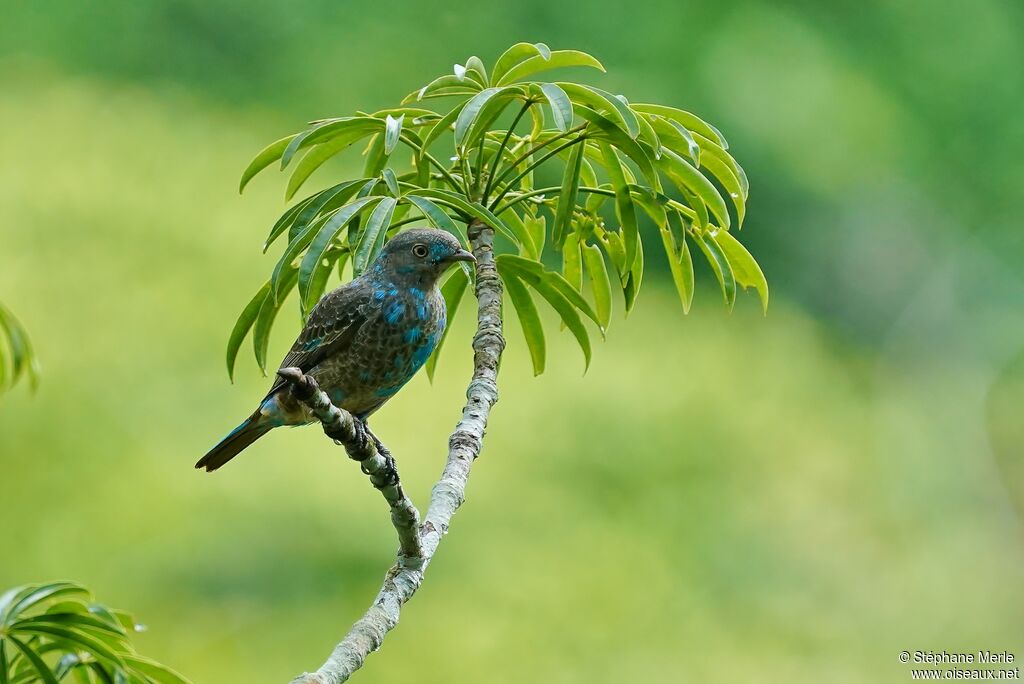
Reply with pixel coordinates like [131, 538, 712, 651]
[196, 228, 475, 472]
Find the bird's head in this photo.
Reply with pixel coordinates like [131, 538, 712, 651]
[373, 228, 475, 285]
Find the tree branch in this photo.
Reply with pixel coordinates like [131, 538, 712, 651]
[288, 219, 504, 684]
[276, 368, 422, 560]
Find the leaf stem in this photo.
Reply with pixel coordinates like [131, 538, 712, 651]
[487, 123, 587, 197]
[481, 101, 533, 204]
[397, 135, 462, 192]
[488, 135, 589, 210]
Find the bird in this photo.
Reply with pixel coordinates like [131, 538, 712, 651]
[196, 228, 475, 472]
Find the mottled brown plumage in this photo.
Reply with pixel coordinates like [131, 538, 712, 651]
[197, 229, 474, 472]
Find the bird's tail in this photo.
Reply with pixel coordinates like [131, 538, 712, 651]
[196, 412, 271, 472]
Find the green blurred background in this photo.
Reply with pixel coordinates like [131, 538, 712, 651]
[2, 1, 1023, 681]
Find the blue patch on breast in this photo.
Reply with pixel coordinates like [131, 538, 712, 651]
[329, 388, 347, 405]
[411, 330, 443, 370]
[404, 327, 422, 343]
[384, 301, 405, 324]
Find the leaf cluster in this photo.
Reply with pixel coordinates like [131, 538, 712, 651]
[0, 582, 190, 684]
[231, 43, 767, 377]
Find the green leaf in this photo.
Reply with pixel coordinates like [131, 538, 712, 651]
[454, 88, 502, 149]
[500, 209, 538, 260]
[11, 625, 125, 669]
[692, 230, 736, 309]
[298, 117, 383, 151]
[0, 585, 31, 622]
[2, 583, 88, 624]
[408, 188, 520, 245]
[0, 304, 39, 392]
[663, 211, 694, 313]
[362, 133, 388, 178]
[525, 213, 546, 255]
[406, 195, 468, 247]
[425, 268, 470, 381]
[280, 128, 322, 171]
[562, 235, 582, 291]
[420, 102, 466, 152]
[496, 49, 605, 86]
[403, 75, 480, 104]
[368, 106, 439, 122]
[299, 196, 383, 304]
[266, 180, 366, 252]
[528, 104, 545, 142]
[285, 128, 376, 200]
[384, 114, 403, 156]
[239, 135, 296, 193]
[17, 613, 123, 637]
[462, 87, 523, 153]
[352, 197, 398, 276]
[558, 83, 639, 139]
[623, 232, 643, 314]
[270, 215, 327, 302]
[382, 168, 400, 197]
[123, 656, 191, 684]
[714, 230, 768, 312]
[88, 663, 115, 684]
[302, 248, 343, 315]
[597, 141, 639, 274]
[698, 150, 744, 226]
[491, 42, 550, 85]
[502, 271, 545, 375]
[497, 255, 601, 330]
[552, 141, 584, 246]
[464, 56, 488, 86]
[635, 112, 662, 159]
[254, 266, 298, 373]
[631, 104, 729, 148]
[582, 243, 612, 329]
[498, 256, 591, 369]
[692, 132, 747, 198]
[538, 83, 573, 132]
[666, 119, 701, 166]
[261, 197, 312, 254]
[574, 107, 659, 188]
[658, 149, 730, 229]
[7, 636, 58, 684]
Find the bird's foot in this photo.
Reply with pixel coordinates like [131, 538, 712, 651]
[363, 423, 400, 487]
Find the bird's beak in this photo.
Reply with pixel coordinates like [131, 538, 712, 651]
[449, 249, 476, 263]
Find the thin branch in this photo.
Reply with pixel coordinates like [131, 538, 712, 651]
[289, 219, 504, 684]
[486, 123, 588, 199]
[487, 135, 589, 210]
[397, 135, 462, 192]
[276, 368, 422, 559]
[481, 101, 533, 203]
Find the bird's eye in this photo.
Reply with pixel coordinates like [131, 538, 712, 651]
[412, 244, 429, 258]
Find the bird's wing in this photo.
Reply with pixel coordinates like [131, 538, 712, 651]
[264, 281, 371, 397]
